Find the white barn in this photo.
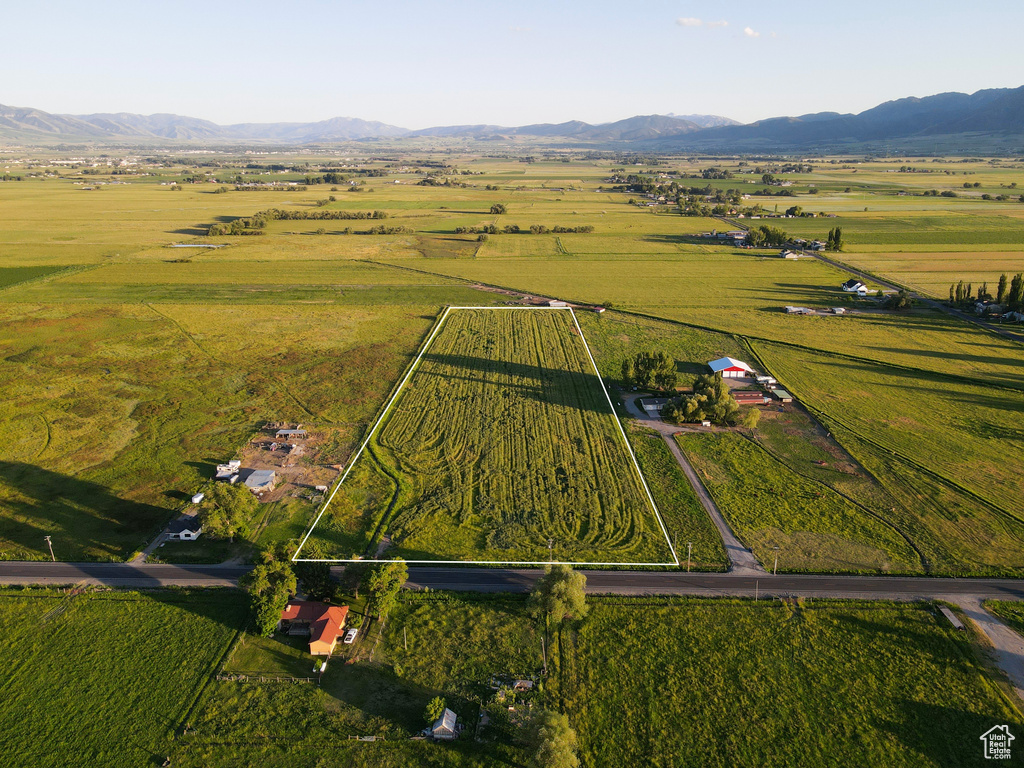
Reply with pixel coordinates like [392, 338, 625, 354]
[431, 709, 458, 740]
[708, 357, 754, 379]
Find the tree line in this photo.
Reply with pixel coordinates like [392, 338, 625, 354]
[454, 224, 594, 236]
[949, 272, 1024, 309]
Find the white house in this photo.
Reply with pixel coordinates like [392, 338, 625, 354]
[708, 357, 754, 378]
[841, 278, 867, 294]
[167, 517, 203, 541]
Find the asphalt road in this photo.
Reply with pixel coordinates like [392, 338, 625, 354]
[0, 561, 249, 588]
[5, 562, 1024, 602]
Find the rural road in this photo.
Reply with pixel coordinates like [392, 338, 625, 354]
[622, 393, 765, 574]
[4, 561, 1024, 602]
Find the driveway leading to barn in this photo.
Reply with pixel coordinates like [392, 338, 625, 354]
[622, 394, 766, 574]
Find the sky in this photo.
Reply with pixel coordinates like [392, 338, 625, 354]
[4, 0, 1024, 129]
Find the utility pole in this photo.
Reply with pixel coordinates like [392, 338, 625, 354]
[44, 535, 55, 562]
[773, 545, 780, 576]
[687, 542, 692, 573]
[755, 580, 759, 601]
[404, 627, 407, 651]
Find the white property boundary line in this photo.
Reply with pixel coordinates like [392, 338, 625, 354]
[293, 306, 680, 567]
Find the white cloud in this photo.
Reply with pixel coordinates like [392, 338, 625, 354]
[707, 20, 729, 28]
[676, 17, 703, 27]
[743, 26, 760, 38]
[509, 26, 531, 33]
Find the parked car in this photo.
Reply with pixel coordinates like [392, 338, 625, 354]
[343, 628, 358, 644]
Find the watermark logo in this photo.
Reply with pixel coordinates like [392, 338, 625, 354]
[980, 725, 1014, 760]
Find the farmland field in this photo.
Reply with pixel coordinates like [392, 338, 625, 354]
[173, 594, 1024, 767]
[559, 598, 1023, 768]
[302, 307, 675, 563]
[676, 432, 922, 573]
[0, 588, 245, 768]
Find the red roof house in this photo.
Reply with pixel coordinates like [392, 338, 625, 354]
[278, 600, 349, 656]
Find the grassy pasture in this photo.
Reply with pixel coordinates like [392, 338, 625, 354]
[177, 595, 537, 767]
[306, 307, 674, 563]
[0, 588, 245, 768]
[752, 340, 1024, 574]
[0, 298, 487, 560]
[560, 599, 1023, 768]
[676, 432, 922, 573]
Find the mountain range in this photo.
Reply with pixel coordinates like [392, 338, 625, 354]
[1, 86, 1022, 150]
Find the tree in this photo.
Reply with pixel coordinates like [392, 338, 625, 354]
[364, 559, 408, 620]
[241, 547, 297, 637]
[741, 407, 761, 430]
[1009, 273, 1024, 308]
[490, 203, 507, 215]
[293, 542, 335, 602]
[620, 352, 676, 391]
[745, 225, 789, 248]
[529, 565, 587, 627]
[785, 205, 802, 217]
[424, 696, 446, 726]
[826, 227, 844, 252]
[199, 482, 258, 541]
[884, 289, 914, 311]
[998, 273, 1009, 305]
[665, 372, 739, 426]
[949, 284, 955, 304]
[528, 710, 579, 768]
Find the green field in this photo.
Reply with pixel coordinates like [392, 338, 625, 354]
[2, 151, 1024, 576]
[0, 588, 245, 768]
[559, 598, 1023, 768]
[303, 307, 675, 563]
[171, 593, 1024, 767]
[676, 432, 922, 573]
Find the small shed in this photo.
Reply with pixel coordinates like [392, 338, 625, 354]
[275, 429, 307, 439]
[431, 709, 458, 740]
[772, 389, 794, 403]
[191, 492, 205, 504]
[547, 300, 568, 308]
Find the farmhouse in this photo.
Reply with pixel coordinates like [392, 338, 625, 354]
[278, 601, 349, 656]
[430, 708, 459, 740]
[708, 357, 754, 378]
[166, 516, 203, 541]
[777, 250, 801, 259]
[841, 279, 868, 294]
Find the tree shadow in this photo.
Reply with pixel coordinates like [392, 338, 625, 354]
[874, 699, 1023, 766]
[414, 351, 611, 416]
[0, 461, 171, 560]
[167, 226, 211, 236]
